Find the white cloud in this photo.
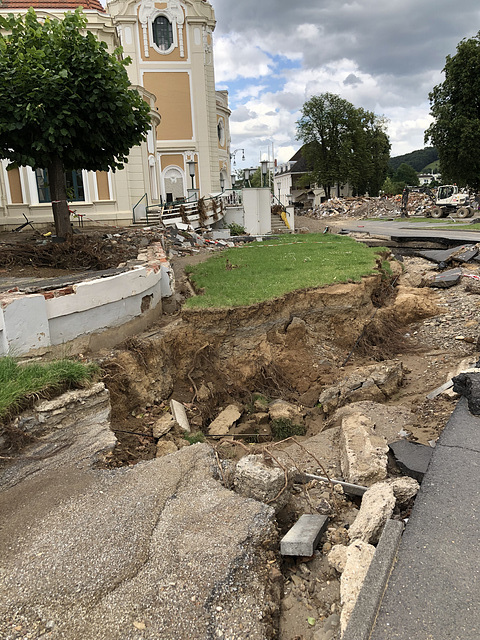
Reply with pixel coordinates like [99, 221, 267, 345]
[214, 34, 273, 82]
[212, 0, 480, 162]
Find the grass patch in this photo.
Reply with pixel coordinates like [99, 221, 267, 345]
[185, 233, 387, 309]
[184, 431, 206, 445]
[271, 418, 306, 440]
[0, 357, 99, 421]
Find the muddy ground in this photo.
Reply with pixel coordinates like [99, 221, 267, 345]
[2, 214, 479, 640]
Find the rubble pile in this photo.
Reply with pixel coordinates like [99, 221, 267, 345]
[305, 192, 436, 219]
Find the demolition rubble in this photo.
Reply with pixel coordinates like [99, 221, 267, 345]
[303, 192, 448, 219]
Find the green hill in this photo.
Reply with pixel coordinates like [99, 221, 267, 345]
[389, 147, 438, 172]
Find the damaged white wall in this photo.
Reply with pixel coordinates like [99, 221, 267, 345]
[0, 244, 173, 356]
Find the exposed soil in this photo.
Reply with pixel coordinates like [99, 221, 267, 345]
[2, 215, 479, 640]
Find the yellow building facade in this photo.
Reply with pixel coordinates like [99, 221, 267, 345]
[0, 0, 230, 229]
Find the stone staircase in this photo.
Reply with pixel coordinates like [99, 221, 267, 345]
[271, 211, 292, 233]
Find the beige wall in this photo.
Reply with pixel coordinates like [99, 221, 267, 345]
[161, 154, 184, 171]
[96, 172, 110, 200]
[7, 168, 23, 204]
[143, 72, 193, 141]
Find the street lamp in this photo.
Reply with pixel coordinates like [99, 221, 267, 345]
[230, 148, 245, 166]
[231, 175, 236, 188]
[187, 160, 197, 190]
[220, 174, 225, 192]
[244, 167, 251, 187]
[260, 160, 268, 187]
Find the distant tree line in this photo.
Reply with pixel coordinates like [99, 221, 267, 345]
[389, 147, 438, 173]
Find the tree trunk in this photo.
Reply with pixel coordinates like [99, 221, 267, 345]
[47, 156, 72, 239]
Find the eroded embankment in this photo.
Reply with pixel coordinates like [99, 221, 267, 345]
[103, 274, 438, 425]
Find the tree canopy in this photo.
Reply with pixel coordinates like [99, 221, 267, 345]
[394, 162, 419, 186]
[0, 8, 151, 236]
[296, 93, 390, 198]
[425, 32, 480, 190]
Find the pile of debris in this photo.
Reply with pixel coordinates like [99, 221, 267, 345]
[305, 193, 436, 219]
[418, 243, 480, 289]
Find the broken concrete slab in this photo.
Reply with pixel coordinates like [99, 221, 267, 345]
[280, 514, 328, 556]
[348, 483, 395, 545]
[234, 453, 294, 513]
[339, 540, 376, 635]
[0, 440, 280, 639]
[387, 476, 420, 506]
[342, 520, 404, 640]
[389, 440, 434, 481]
[332, 401, 415, 445]
[418, 244, 477, 264]
[340, 413, 389, 486]
[452, 372, 480, 415]
[169, 398, 190, 433]
[208, 404, 242, 436]
[428, 267, 463, 288]
[319, 361, 403, 415]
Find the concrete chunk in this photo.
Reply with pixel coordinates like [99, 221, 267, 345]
[208, 404, 242, 436]
[340, 413, 389, 486]
[169, 398, 190, 433]
[280, 514, 328, 556]
[234, 454, 293, 513]
[389, 440, 433, 481]
[428, 268, 463, 289]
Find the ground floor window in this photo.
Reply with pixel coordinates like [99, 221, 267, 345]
[35, 168, 85, 203]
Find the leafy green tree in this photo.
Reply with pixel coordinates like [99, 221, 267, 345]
[0, 8, 151, 237]
[381, 176, 404, 195]
[296, 93, 390, 198]
[394, 163, 419, 186]
[425, 32, 480, 189]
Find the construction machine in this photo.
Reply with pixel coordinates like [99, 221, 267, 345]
[429, 185, 475, 218]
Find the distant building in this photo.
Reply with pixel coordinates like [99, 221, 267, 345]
[274, 146, 352, 209]
[0, 0, 230, 229]
[418, 172, 441, 186]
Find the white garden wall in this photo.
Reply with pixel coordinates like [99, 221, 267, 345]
[0, 242, 172, 356]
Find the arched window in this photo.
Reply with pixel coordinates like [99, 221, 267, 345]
[152, 16, 173, 52]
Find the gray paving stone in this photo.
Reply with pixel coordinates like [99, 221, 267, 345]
[280, 514, 328, 556]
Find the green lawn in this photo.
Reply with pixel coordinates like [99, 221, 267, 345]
[185, 233, 386, 309]
[0, 357, 99, 420]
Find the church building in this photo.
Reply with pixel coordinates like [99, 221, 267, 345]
[0, 0, 231, 229]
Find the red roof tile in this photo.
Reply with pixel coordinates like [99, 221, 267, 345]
[0, 0, 106, 12]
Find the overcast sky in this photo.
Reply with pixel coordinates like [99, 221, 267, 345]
[211, 0, 480, 169]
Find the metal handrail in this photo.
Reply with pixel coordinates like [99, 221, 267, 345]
[132, 193, 148, 224]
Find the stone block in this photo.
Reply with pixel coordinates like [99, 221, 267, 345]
[268, 399, 304, 423]
[340, 413, 389, 486]
[155, 440, 178, 458]
[170, 398, 190, 433]
[280, 514, 328, 556]
[348, 483, 395, 544]
[234, 454, 293, 513]
[152, 413, 176, 439]
[208, 404, 242, 436]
